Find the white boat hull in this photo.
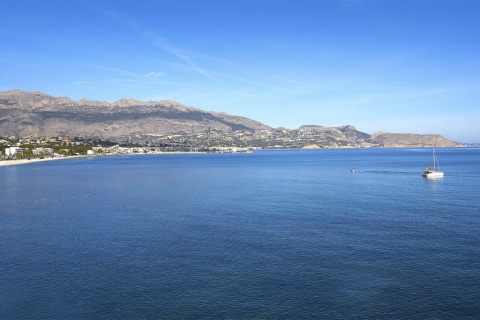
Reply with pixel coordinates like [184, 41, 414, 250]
[422, 170, 444, 178]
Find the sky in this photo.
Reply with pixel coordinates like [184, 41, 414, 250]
[1, 0, 479, 142]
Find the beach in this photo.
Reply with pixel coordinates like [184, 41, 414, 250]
[0, 157, 70, 167]
[0, 152, 208, 167]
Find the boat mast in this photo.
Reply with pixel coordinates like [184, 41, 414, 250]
[433, 147, 441, 172]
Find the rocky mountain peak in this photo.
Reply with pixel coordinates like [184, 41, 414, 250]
[0, 90, 462, 147]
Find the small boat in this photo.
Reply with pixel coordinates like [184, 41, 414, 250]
[421, 147, 444, 178]
[350, 168, 357, 173]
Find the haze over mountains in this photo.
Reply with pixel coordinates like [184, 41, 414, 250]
[0, 90, 462, 148]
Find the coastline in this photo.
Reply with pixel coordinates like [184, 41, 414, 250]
[0, 156, 73, 167]
[0, 152, 208, 167]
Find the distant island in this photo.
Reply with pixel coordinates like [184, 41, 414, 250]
[0, 90, 463, 152]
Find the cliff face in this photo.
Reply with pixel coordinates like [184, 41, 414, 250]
[0, 90, 271, 139]
[0, 90, 463, 147]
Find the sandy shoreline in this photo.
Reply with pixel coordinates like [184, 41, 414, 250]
[0, 152, 208, 167]
[0, 156, 73, 167]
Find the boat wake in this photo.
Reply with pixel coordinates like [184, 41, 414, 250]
[355, 170, 415, 175]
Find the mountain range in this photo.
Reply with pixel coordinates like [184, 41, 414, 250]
[0, 90, 462, 148]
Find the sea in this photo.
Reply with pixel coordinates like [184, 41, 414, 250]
[1, 148, 479, 319]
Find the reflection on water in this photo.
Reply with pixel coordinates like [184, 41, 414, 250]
[423, 175, 444, 194]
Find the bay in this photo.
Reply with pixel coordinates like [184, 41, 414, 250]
[1, 148, 479, 319]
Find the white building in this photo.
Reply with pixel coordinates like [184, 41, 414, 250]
[33, 147, 53, 155]
[5, 147, 24, 157]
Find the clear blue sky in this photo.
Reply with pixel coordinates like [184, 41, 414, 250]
[1, 0, 479, 142]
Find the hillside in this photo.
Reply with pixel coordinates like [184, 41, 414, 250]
[0, 90, 270, 139]
[371, 132, 461, 148]
[0, 90, 462, 148]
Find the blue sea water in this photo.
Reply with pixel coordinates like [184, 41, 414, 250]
[1, 148, 479, 319]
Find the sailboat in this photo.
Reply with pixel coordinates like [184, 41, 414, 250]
[421, 147, 444, 178]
